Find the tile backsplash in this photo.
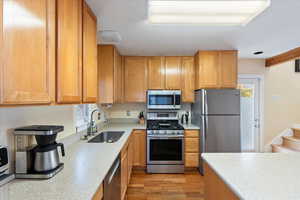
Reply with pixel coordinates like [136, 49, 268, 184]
[103, 103, 191, 121]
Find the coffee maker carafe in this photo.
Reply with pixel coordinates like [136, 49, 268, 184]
[14, 125, 65, 179]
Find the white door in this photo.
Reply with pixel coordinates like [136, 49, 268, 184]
[238, 77, 261, 152]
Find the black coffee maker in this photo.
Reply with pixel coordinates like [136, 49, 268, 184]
[14, 125, 65, 179]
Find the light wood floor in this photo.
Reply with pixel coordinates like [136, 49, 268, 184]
[126, 169, 204, 200]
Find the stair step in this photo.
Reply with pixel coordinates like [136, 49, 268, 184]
[282, 136, 300, 151]
[271, 144, 300, 153]
[292, 128, 300, 139]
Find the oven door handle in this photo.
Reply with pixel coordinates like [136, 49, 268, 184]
[148, 136, 184, 140]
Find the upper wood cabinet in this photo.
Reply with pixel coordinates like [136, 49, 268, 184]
[83, 2, 98, 103]
[181, 57, 195, 102]
[124, 57, 148, 103]
[220, 51, 238, 88]
[165, 56, 182, 89]
[195, 51, 220, 89]
[98, 45, 123, 104]
[0, 0, 56, 105]
[56, 0, 83, 104]
[195, 50, 237, 89]
[148, 57, 165, 89]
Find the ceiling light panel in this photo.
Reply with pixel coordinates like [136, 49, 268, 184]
[148, 0, 271, 25]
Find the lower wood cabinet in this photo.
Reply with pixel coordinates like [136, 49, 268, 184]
[121, 148, 128, 200]
[204, 163, 239, 200]
[185, 130, 200, 168]
[120, 133, 135, 200]
[132, 130, 146, 167]
[92, 183, 104, 200]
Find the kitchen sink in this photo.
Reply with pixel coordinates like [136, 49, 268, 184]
[88, 131, 125, 143]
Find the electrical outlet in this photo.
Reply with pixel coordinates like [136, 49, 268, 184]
[98, 113, 101, 120]
[126, 110, 131, 116]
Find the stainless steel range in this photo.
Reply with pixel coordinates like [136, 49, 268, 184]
[147, 112, 184, 173]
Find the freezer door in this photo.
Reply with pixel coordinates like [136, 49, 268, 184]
[205, 115, 241, 152]
[205, 89, 240, 115]
[191, 90, 203, 127]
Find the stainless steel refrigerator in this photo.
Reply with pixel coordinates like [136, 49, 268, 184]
[191, 89, 241, 175]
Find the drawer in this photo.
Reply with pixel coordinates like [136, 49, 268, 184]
[185, 153, 199, 167]
[185, 130, 199, 138]
[185, 137, 199, 153]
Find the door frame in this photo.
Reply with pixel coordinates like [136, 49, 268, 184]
[238, 74, 264, 152]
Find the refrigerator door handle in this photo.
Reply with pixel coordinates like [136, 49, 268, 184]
[202, 89, 208, 115]
[201, 116, 207, 153]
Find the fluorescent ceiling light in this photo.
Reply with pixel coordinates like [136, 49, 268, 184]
[148, 0, 271, 25]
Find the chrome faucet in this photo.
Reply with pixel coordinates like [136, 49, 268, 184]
[87, 109, 100, 136]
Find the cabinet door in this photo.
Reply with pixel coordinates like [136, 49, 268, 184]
[198, 51, 220, 89]
[181, 57, 195, 102]
[185, 153, 199, 167]
[220, 51, 237, 88]
[98, 45, 114, 104]
[148, 56, 165, 89]
[185, 138, 199, 153]
[124, 57, 147, 102]
[1, 0, 55, 104]
[57, 0, 82, 103]
[133, 130, 146, 167]
[121, 150, 128, 200]
[165, 57, 182, 89]
[127, 136, 133, 184]
[83, 2, 97, 103]
[114, 50, 124, 103]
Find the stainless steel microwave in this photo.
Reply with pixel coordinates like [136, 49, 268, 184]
[147, 90, 181, 110]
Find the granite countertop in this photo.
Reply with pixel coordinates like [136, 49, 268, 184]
[202, 153, 300, 200]
[7, 123, 146, 200]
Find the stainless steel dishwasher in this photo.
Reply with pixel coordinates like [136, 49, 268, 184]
[104, 155, 121, 200]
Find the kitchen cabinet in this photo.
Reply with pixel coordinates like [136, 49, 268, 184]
[56, 0, 83, 103]
[195, 50, 237, 89]
[132, 130, 146, 167]
[124, 57, 148, 102]
[185, 138, 199, 153]
[0, 0, 56, 105]
[195, 51, 220, 89]
[98, 45, 123, 103]
[205, 163, 239, 200]
[148, 57, 165, 89]
[82, 1, 98, 103]
[165, 57, 182, 89]
[185, 130, 200, 168]
[181, 57, 195, 102]
[127, 135, 134, 184]
[121, 147, 128, 200]
[220, 51, 238, 88]
[120, 134, 134, 200]
[92, 183, 104, 200]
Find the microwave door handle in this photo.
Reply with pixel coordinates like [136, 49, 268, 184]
[173, 93, 176, 107]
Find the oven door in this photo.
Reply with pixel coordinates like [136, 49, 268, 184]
[147, 90, 181, 110]
[147, 136, 184, 165]
[0, 146, 9, 173]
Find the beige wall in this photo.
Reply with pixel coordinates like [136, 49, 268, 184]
[238, 59, 265, 75]
[264, 60, 300, 144]
[0, 105, 76, 147]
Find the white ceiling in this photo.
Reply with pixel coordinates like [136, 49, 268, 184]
[86, 0, 300, 58]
